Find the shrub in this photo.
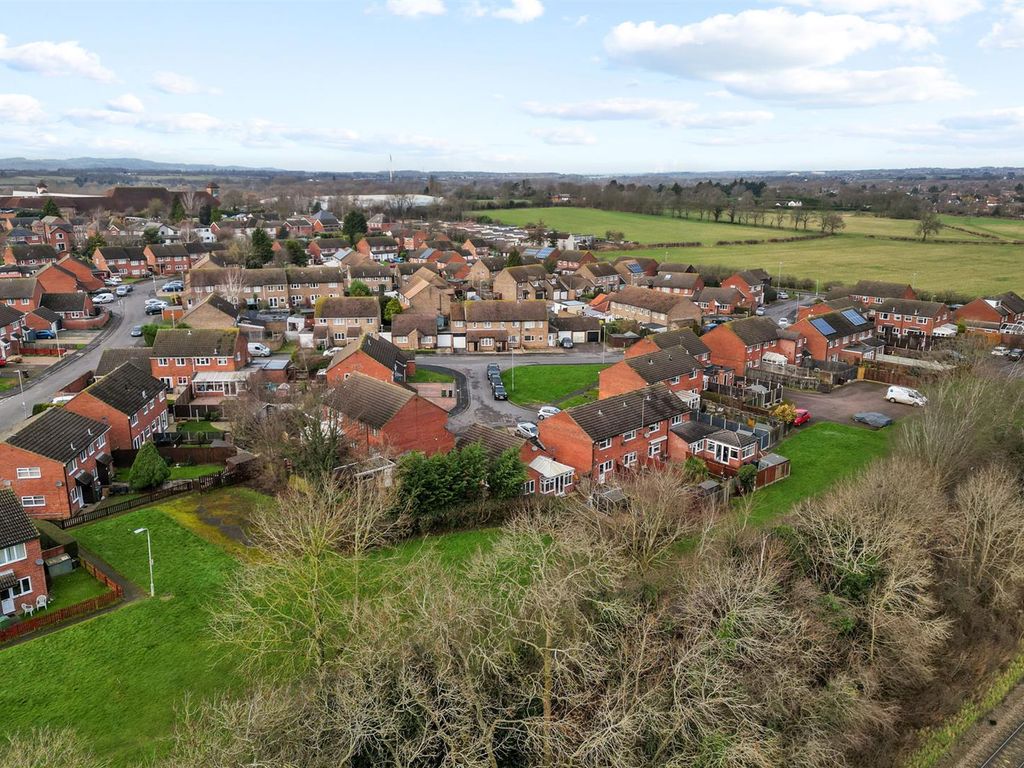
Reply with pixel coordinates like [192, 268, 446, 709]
[736, 463, 757, 493]
[128, 442, 170, 491]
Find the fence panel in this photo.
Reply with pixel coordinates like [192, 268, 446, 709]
[0, 590, 120, 643]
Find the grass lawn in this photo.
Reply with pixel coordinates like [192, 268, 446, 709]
[0, 378, 18, 392]
[167, 463, 223, 480]
[471, 207, 784, 245]
[409, 368, 455, 384]
[174, 419, 223, 434]
[940, 214, 1024, 241]
[743, 422, 892, 527]
[501, 364, 607, 406]
[45, 567, 110, 612]
[558, 389, 599, 409]
[840, 213, 989, 241]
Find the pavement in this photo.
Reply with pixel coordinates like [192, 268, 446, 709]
[0, 286, 154, 435]
[784, 380, 916, 427]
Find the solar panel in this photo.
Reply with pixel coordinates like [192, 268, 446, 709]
[810, 317, 837, 335]
[841, 309, 869, 326]
[627, 263, 643, 274]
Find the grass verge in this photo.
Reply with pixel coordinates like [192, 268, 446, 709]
[501, 364, 607, 406]
[409, 368, 455, 384]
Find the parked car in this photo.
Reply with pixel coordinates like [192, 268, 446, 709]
[92, 292, 115, 304]
[489, 372, 503, 388]
[777, 290, 790, 300]
[559, 337, 575, 349]
[115, 285, 129, 297]
[1008, 348, 1024, 362]
[777, 317, 790, 329]
[515, 421, 538, 439]
[991, 345, 1009, 357]
[537, 405, 561, 420]
[754, 306, 766, 316]
[853, 412, 894, 428]
[492, 384, 508, 401]
[486, 363, 501, 377]
[129, 325, 143, 337]
[248, 342, 272, 357]
[120, 283, 133, 293]
[144, 304, 164, 315]
[161, 281, 184, 292]
[145, 298, 168, 308]
[886, 385, 927, 407]
[793, 408, 811, 426]
[104, 276, 122, 286]
[34, 329, 56, 339]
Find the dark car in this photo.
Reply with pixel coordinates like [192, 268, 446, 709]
[34, 329, 56, 339]
[1008, 348, 1024, 362]
[145, 304, 164, 315]
[489, 372, 502, 387]
[492, 384, 508, 401]
[130, 325, 143, 337]
[852, 412, 894, 429]
[486, 363, 500, 377]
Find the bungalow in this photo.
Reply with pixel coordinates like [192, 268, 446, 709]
[324, 334, 412, 385]
[606, 286, 701, 330]
[65, 362, 169, 450]
[458, 300, 550, 352]
[701, 316, 806, 375]
[538, 382, 691, 483]
[0, 491, 48, 617]
[456, 423, 575, 497]
[150, 328, 249, 394]
[598, 347, 704, 401]
[93, 245, 149, 277]
[0, 408, 112, 520]
[325, 372, 454, 457]
[314, 296, 381, 346]
[355, 236, 400, 262]
[790, 308, 881, 362]
[955, 291, 1024, 335]
[575, 261, 622, 292]
[721, 270, 766, 308]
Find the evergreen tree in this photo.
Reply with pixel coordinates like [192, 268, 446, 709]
[456, 443, 489, 502]
[142, 227, 161, 245]
[342, 210, 368, 244]
[40, 198, 60, 218]
[312, 200, 322, 213]
[506, 248, 522, 267]
[83, 234, 107, 256]
[489, 447, 527, 499]
[169, 195, 186, 223]
[250, 228, 274, 267]
[285, 239, 308, 266]
[383, 298, 403, 322]
[128, 442, 170, 491]
[198, 204, 212, 225]
[348, 280, 372, 297]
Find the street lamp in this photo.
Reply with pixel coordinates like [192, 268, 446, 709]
[15, 369, 27, 419]
[133, 527, 155, 597]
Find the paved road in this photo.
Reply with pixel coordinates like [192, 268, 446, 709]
[764, 292, 820, 323]
[0, 286, 155, 435]
[422, 348, 623, 432]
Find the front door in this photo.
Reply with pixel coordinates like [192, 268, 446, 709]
[1, 588, 14, 615]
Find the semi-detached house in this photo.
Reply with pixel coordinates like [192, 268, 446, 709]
[65, 362, 169, 450]
[454, 300, 550, 352]
[314, 296, 381, 346]
[185, 266, 347, 310]
[790, 308, 882, 362]
[150, 328, 249, 395]
[701, 316, 805, 375]
[93, 245, 149, 277]
[599, 347, 704, 403]
[607, 286, 701, 331]
[0, 490, 48, 618]
[866, 298, 952, 341]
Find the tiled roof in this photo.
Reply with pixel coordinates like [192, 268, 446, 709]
[579, 262, 618, 278]
[549, 314, 600, 332]
[996, 291, 1024, 314]
[311, 237, 350, 249]
[0, 490, 38, 549]
[610, 286, 698, 315]
[327, 372, 415, 429]
[565, 382, 689, 442]
[723, 316, 785, 346]
[391, 313, 438, 337]
[625, 348, 703, 384]
[800, 309, 871, 340]
[0, 277, 37, 299]
[363, 236, 398, 247]
[670, 421, 719, 444]
[7, 244, 58, 262]
[286, 266, 345, 283]
[0, 304, 25, 326]
[96, 347, 151, 377]
[874, 298, 946, 317]
[656, 262, 696, 273]
[95, 246, 147, 262]
[851, 280, 913, 297]
[348, 264, 391, 279]
[693, 287, 743, 305]
[147, 244, 189, 258]
[456, 423, 524, 459]
[151, 328, 239, 358]
[502, 264, 549, 283]
[464, 300, 547, 322]
[328, 334, 407, 375]
[40, 293, 89, 313]
[29, 306, 60, 323]
[649, 328, 711, 358]
[80, 362, 166, 415]
[706, 429, 758, 448]
[6, 407, 109, 463]
[315, 296, 380, 318]
[643, 272, 700, 290]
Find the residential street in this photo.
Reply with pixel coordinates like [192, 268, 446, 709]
[0, 285, 155, 435]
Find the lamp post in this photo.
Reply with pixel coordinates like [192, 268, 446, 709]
[133, 527, 155, 597]
[15, 369, 27, 419]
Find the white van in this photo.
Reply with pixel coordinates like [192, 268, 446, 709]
[886, 385, 927, 407]
[247, 342, 272, 358]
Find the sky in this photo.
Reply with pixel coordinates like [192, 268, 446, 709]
[1, 0, 1023, 173]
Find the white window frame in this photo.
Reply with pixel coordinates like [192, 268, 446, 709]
[15, 467, 41, 479]
[596, 438, 612, 450]
[20, 495, 45, 507]
[0, 543, 27, 566]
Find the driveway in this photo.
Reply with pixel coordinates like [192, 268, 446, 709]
[784, 380, 916, 427]
[422, 349, 623, 432]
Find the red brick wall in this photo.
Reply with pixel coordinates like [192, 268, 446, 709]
[35, 266, 78, 294]
[0, 445, 73, 520]
[790, 319, 828, 360]
[4, 538, 49, 610]
[537, 412, 594, 477]
[63, 311, 110, 331]
[702, 326, 750, 373]
[324, 352, 394, 386]
[65, 392, 168, 451]
[381, 397, 454, 456]
[599, 362, 647, 398]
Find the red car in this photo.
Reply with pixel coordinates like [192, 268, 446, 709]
[793, 408, 811, 426]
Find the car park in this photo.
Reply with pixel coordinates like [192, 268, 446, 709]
[793, 408, 811, 426]
[886, 385, 927, 407]
[129, 325, 143, 337]
[248, 342, 272, 357]
[537, 405, 561, 420]
[515, 422, 538, 439]
[92, 292, 115, 304]
[853, 412, 894, 428]
[492, 384, 508, 400]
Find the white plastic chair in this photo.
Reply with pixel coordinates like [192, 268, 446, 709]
[20, 603, 34, 617]
[35, 594, 49, 611]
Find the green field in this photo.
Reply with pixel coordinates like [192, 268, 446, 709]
[501, 363, 607, 406]
[840, 214, 990, 241]
[745, 422, 892, 526]
[472, 207, 784, 244]
[939, 215, 1024, 241]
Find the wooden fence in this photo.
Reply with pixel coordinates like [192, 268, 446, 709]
[0, 557, 123, 644]
[111, 444, 236, 467]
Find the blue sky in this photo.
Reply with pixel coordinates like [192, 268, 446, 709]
[2, 0, 1023, 173]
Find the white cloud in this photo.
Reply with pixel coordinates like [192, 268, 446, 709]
[941, 106, 1024, 130]
[0, 34, 114, 81]
[602, 9, 967, 106]
[64, 108, 222, 133]
[386, 0, 446, 17]
[0, 94, 45, 123]
[107, 93, 144, 114]
[531, 127, 597, 146]
[573, 14, 588, 27]
[471, 0, 543, 22]
[151, 71, 220, 96]
[980, 1, 1024, 48]
[780, 0, 983, 24]
[523, 98, 773, 128]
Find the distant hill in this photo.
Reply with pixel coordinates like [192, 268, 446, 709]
[0, 156, 281, 172]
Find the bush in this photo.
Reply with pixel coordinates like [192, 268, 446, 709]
[128, 442, 170, 491]
[736, 463, 757, 493]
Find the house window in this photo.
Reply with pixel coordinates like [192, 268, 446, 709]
[157, 358, 169, 366]
[669, 376, 681, 384]
[9, 576, 32, 597]
[598, 459, 614, 475]
[174, 357, 186, 366]
[480, 337, 494, 347]
[917, 317, 928, 325]
[0, 543, 27, 566]
[366, 318, 375, 325]
[671, 415, 683, 426]
[622, 430, 637, 442]
[177, 376, 189, 386]
[523, 479, 536, 495]
[15, 467, 41, 479]
[217, 357, 228, 365]
[20, 495, 45, 507]
[622, 451, 638, 467]
[596, 438, 612, 450]
[130, 414, 139, 426]
[79, 449, 88, 462]
[196, 357, 210, 366]
[648, 443, 661, 458]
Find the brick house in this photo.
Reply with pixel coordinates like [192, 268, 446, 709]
[955, 291, 1024, 335]
[65, 363, 169, 450]
[324, 334, 412, 385]
[692, 287, 745, 316]
[314, 296, 381, 346]
[575, 261, 622, 292]
[847, 280, 917, 307]
[346, 263, 394, 294]
[0, 305, 24, 362]
[185, 267, 346, 311]
[3, 244, 59, 269]
[179, 293, 239, 330]
[0, 408, 112, 521]
[537, 382, 691, 483]
[867, 299, 953, 342]
[456, 423, 575, 497]
[701, 316, 806, 375]
[309, 210, 342, 234]
[790, 308, 881, 362]
[0, 490, 48, 617]
[607, 286, 701, 330]
[668, 422, 760, 474]
[355, 236, 400, 262]
[398, 271, 455, 317]
[613, 257, 660, 285]
[32, 216, 74, 251]
[52, 256, 104, 292]
[721, 271, 766, 308]
[285, 267, 347, 309]
[625, 327, 711, 362]
[40, 292, 96, 321]
[93, 246, 149, 277]
[465, 256, 506, 292]
[458, 300, 550, 352]
[641, 271, 704, 297]
[390, 314, 439, 350]
[150, 328, 249, 394]
[462, 238, 493, 259]
[492, 265, 552, 301]
[599, 347, 704, 401]
[557, 249, 597, 274]
[0, 277, 42, 312]
[95, 347, 151, 378]
[796, 296, 858, 322]
[325, 373, 454, 457]
[145, 244, 192, 275]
